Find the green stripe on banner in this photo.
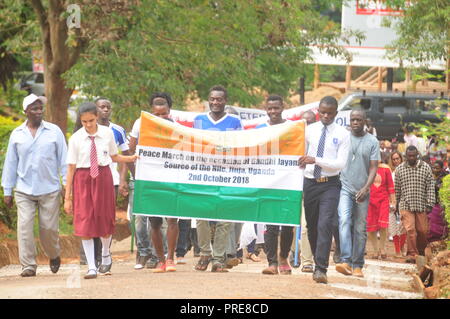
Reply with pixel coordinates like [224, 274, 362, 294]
[133, 180, 302, 225]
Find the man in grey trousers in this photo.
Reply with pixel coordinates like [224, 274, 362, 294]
[2, 94, 67, 277]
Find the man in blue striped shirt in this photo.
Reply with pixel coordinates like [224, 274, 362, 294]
[1, 94, 67, 277]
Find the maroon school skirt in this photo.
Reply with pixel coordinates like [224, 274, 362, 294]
[73, 166, 116, 237]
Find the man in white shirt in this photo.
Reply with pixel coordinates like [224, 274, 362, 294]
[298, 96, 350, 284]
[404, 125, 418, 148]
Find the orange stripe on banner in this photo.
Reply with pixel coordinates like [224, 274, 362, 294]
[138, 112, 305, 156]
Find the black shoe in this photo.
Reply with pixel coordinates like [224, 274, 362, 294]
[146, 257, 159, 269]
[313, 269, 328, 284]
[50, 256, 61, 274]
[20, 269, 36, 277]
[98, 255, 112, 275]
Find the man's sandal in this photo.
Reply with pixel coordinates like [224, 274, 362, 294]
[194, 256, 211, 271]
[211, 263, 228, 273]
[279, 264, 292, 275]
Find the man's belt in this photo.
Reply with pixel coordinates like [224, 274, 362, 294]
[307, 175, 339, 183]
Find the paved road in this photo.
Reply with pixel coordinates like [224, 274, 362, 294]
[0, 237, 421, 300]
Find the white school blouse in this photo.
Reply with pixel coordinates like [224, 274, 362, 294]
[67, 124, 118, 168]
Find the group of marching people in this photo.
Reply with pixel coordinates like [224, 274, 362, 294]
[2, 87, 448, 285]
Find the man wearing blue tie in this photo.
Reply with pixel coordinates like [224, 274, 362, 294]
[298, 96, 350, 284]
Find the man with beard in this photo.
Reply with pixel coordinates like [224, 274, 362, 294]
[335, 109, 379, 278]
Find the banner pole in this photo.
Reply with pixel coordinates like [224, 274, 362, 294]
[130, 214, 135, 253]
[294, 226, 301, 267]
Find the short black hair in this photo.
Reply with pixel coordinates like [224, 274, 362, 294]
[319, 96, 338, 109]
[209, 85, 227, 99]
[406, 145, 418, 153]
[94, 97, 111, 104]
[350, 108, 367, 119]
[149, 92, 172, 108]
[266, 95, 283, 104]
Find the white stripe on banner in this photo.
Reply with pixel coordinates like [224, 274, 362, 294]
[135, 146, 303, 191]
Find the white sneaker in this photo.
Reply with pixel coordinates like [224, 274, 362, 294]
[134, 255, 150, 270]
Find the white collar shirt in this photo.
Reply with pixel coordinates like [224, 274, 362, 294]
[304, 121, 350, 179]
[67, 124, 118, 168]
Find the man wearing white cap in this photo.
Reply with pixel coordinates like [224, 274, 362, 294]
[1, 94, 67, 277]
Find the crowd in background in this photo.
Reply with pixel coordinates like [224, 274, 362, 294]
[361, 123, 448, 262]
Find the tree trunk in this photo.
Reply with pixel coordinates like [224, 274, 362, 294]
[43, 69, 73, 134]
[313, 64, 320, 89]
[345, 65, 352, 91]
[31, 0, 85, 135]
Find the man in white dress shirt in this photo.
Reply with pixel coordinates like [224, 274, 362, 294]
[299, 96, 350, 284]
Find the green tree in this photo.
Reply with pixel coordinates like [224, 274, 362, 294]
[0, 0, 136, 133]
[384, 0, 449, 65]
[384, 1, 449, 154]
[65, 0, 362, 129]
[1, 1, 362, 132]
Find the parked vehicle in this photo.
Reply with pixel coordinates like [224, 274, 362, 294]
[338, 91, 449, 140]
[16, 72, 87, 103]
[16, 72, 45, 96]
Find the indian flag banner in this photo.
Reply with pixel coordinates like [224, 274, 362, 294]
[133, 112, 305, 226]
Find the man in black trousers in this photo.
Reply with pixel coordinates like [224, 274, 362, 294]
[298, 96, 350, 284]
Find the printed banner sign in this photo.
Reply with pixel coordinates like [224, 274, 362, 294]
[133, 112, 305, 225]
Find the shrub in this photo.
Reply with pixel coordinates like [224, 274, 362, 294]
[439, 174, 450, 249]
[0, 116, 22, 230]
[0, 80, 27, 114]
